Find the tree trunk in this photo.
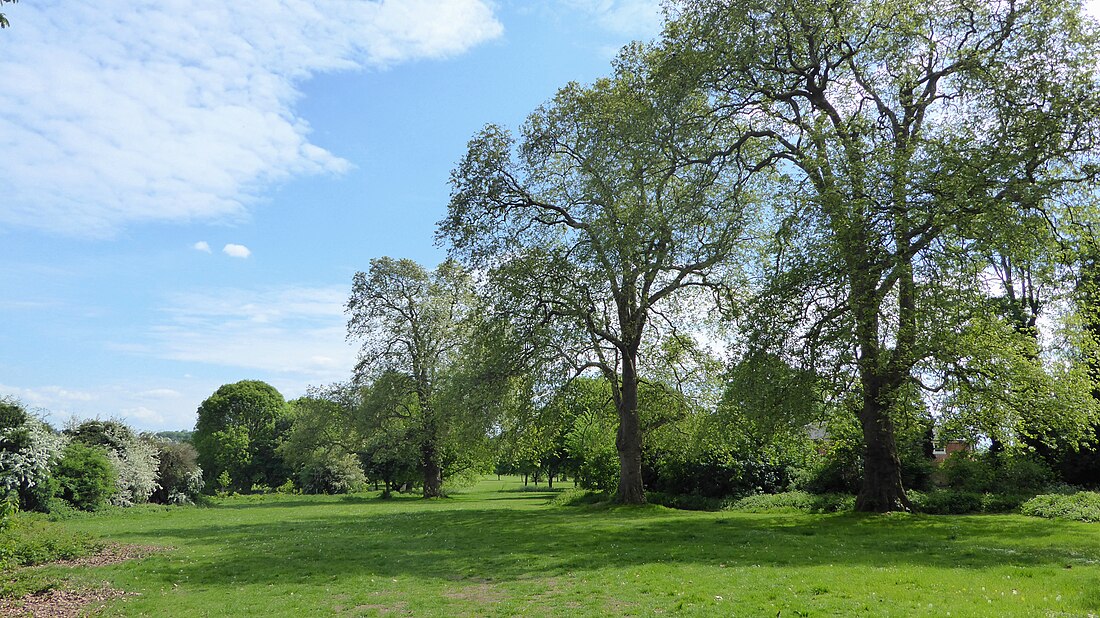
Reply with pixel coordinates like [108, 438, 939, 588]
[616, 357, 646, 504]
[855, 376, 911, 512]
[422, 443, 443, 498]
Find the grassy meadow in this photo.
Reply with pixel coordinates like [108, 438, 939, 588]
[8, 476, 1100, 617]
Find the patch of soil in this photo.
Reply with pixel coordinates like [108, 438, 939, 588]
[50, 543, 164, 569]
[0, 544, 162, 617]
[0, 585, 130, 618]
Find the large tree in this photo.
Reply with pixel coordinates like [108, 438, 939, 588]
[441, 46, 756, 503]
[665, 0, 1100, 510]
[346, 257, 480, 498]
[193, 380, 290, 492]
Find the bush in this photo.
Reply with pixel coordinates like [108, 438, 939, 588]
[296, 453, 367, 495]
[52, 443, 116, 511]
[727, 491, 853, 514]
[67, 420, 159, 507]
[1021, 491, 1100, 522]
[150, 440, 204, 504]
[646, 491, 732, 511]
[938, 453, 1054, 494]
[547, 488, 608, 507]
[908, 490, 1029, 515]
[0, 404, 65, 512]
[647, 451, 794, 499]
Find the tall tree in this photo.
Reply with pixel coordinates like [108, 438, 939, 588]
[441, 45, 755, 503]
[665, 0, 1100, 510]
[346, 257, 478, 498]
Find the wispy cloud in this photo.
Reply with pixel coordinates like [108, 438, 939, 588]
[192, 241, 212, 253]
[561, 0, 664, 39]
[0, 0, 503, 236]
[150, 284, 356, 380]
[222, 243, 251, 259]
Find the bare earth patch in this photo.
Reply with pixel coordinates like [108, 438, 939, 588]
[0, 544, 162, 617]
[0, 585, 129, 618]
[49, 543, 164, 569]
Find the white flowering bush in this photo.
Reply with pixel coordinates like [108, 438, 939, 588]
[0, 415, 66, 511]
[66, 420, 159, 507]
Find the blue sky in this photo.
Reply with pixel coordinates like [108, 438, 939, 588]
[0, 0, 665, 431]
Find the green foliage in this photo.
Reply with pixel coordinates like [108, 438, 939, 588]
[150, 440, 204, 505]
[193, 380, 290, 493]
[564, 408, 619, 492]
[0, 399, 64, 512]
[51, 442, 116, 511]
[0, 514, 103, 571]
[906, 490, 1030, 515]
[938, 453, 1055, 495]
[727, 491, 854, 514]
[1021, 492, 1100, 523]
[295, 453, 366, 495]
[66, 420, 160, 507]
[0, 495, 16, 532]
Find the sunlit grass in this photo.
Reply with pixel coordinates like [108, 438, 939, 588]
[14, 477, 1100, 616]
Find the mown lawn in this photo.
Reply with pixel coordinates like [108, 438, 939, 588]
[14, 477, 1100, 616]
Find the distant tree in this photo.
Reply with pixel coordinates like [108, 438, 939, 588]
[0, 0, 16, 29]
[280, 388, 370, 495]
[154, 430, 194, 444]
[193, 380, 290, 492]
[442, 45, 755, 503]
[346, 258, 481, 497]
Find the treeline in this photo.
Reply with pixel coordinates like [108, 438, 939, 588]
[6, 0, 1100, 514]
[0, 398, 203, 512]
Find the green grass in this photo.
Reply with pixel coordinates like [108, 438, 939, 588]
[9, 477, 1100, 616]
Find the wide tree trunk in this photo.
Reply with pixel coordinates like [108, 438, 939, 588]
[422, 443, 443, 498]
[616, 358, 646, 504]
[855, 376, 911, 512]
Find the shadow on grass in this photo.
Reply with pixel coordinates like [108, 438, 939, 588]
[119, 502, 1100, 591]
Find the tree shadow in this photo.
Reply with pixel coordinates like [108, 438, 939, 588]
[115, 504, 1100, 590]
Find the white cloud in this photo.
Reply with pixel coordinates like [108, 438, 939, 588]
[0, 0, 503, 236]
[562, 0, 664, 39]
[193, 241, 211, 253]
[149, 284, 356, 380]
[222, 243, 251, 258]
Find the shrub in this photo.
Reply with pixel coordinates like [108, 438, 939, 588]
[907, 490, 1029, 515]
[647, 451, 794, 500]
[52, 443, 116, 511]
[727, 491, 853, 514]
[938, 453, 1054, 495]
[67, 420, 159, 507]
[646, 491, 732, 511]
[296, 453, 367, 495]
[0, 513, 103, 570]
[150, 440, 204, 505]
[1021, 491, 1100, 522]
[0, 404, 65, 512]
